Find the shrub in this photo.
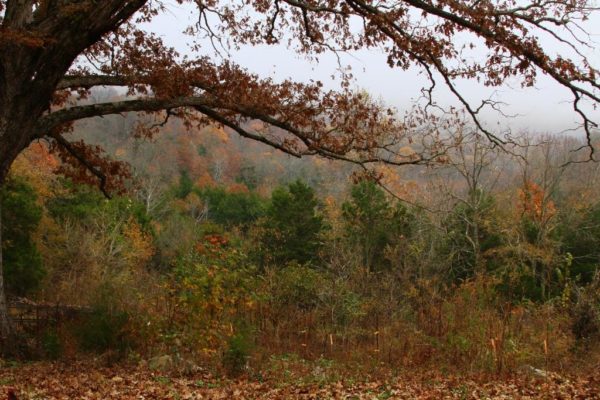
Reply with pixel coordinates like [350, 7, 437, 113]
[76, 307, 130, 355]
[222, 329, 254, 377]
[267, 263, 323, 311]
[173, 235, 258, 357]
[571, 276, 600, 345]
[41, 330, 62, 360]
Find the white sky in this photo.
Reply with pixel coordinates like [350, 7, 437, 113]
[150, 0, 600, 136]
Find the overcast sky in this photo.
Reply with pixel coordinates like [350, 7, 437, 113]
[150, 1, 600, 136]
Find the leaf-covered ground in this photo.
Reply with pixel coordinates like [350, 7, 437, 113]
[1, 361, 599, 399]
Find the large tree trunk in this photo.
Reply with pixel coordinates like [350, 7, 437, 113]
[0, 39, 71, 347]
[0, 115, 12, 342]
[0, 76, 63, 351]
[0, 189, 13, 343]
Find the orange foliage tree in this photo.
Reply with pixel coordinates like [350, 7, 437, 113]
[518, 181, 557, 225]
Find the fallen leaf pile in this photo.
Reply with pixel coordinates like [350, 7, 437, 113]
[1, 361, 599, 399]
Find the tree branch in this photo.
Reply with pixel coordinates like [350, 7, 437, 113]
[39, 96, 212, 132]
[56, 75, 131, 90]
[49, 133, 112, 199]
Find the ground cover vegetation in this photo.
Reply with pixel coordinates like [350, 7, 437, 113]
[1, 360, 600, 399]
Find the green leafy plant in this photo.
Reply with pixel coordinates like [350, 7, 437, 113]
[41, 330, 62, 360]
[222, 329, 254, 377]
[76, 306, 130, 355]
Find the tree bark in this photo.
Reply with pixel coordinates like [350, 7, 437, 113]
[0, 188, 13, 343]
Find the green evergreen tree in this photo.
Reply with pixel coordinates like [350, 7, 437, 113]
[557, 202, 600, 283]
[1, 177, 44, 296]
[260, 180, 325, 266]
[47, 179, 104, 221]
[197, 186, 266, 227]
[175, 170, 194, 199]
[342, 181, 415, 272]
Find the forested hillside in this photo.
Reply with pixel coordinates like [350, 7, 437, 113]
[3, 104, 600, 384]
